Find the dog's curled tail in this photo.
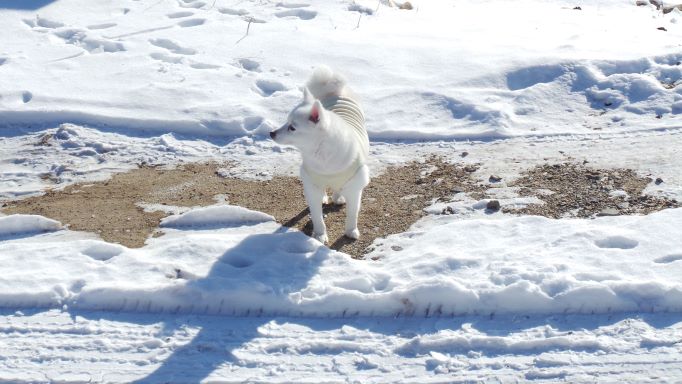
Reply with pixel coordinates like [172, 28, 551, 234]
[305, 65, 347, 100]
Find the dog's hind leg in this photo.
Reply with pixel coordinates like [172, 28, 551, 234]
[341, 165, 370, 240]
[301, 169, 329, 244]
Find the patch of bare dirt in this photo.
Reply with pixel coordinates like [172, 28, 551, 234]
[2, 158, 483, 258]
[505, 163, 679, 218]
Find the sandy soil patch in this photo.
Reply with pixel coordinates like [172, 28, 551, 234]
[505, 163, 679, 218]
[2, 158, 482, 258]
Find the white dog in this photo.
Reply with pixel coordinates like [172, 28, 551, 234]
[270, 66, 370, 244]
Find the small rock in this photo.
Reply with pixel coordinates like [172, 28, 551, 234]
[597, 208, 620, 217]
[489, 175, 502, 183]
[617, 202, 630, 209]
[391, 245, 404, 252]
[464, 165, 478, 173]
[657, 27, 667, 31]
[573, 6, 582, 10]
[486, 200, 501, 211]
[655, 177, 664, 185]
[460, 151, 469, 158]
[442, 206, 456, 215]
[635, 0, 648, 5]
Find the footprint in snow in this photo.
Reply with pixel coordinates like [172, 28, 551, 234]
[149, 38, 197, 55]
[254, 79, 288, 97]
[150, 52, 220, 70]
[277, 2, 311, 8]
[275, 9, 317, 20]
[167, 11, 194, 18]
[218, 8, 249, 16]
[177, 18, 206, 28]
[150, 52, 184, 64]
[237, 58, 261, 72]
[86, 23, 117, 30]
[23, 16, 65, 29]
[56, 29, 126, 53]
[593, 235, 639, 250]
[178, 0, 206, 9]
[654, 254, 682, 264]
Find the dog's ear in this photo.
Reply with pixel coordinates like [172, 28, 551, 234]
[302, 87, 314, 104]
[309, 100, 322, 124]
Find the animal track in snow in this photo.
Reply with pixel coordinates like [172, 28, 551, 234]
[23, 16, 65, 29]
[178, 0, 206, 9]
[654, 254, 682, 264]
[238, 58, 261, 72]
[55, 29, 126, 53]
[594, 235, 639, 250]
[189, 62, 221, 69]
[254, 79, 288, 96]
[149, 38, 197, 55]
[277, 2, 311, 8]
[177, 18, 206, 27]
[86, 23, 117, 30]
[150, 52, 220, 69]
[275, 9, 317, 20]
[218, 8, 249, 16]
[167, 11, 194, 18]
[150, 52, 184, 64]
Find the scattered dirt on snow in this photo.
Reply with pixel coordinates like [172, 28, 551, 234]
[505, 163, 679, 218]
[2, 158, 483, 258]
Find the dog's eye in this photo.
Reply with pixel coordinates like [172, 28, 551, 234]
[288, 125, 296, 132]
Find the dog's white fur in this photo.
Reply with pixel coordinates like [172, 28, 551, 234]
[270, 66, 370, 244]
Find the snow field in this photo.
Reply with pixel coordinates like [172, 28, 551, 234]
[1, 206, 681, 318]
[0, 0, 680, 140]
[1, 309, 681, 383]
[2, 0, 682, 381]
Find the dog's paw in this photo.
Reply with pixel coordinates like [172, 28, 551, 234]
[313, 232, 329, 244]
[344, 228, 360, 240]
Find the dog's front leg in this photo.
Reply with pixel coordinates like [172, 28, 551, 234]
[301, 170, 328, 244]
[341, 165, 370, 240]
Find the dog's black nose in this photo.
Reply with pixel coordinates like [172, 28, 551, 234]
[269, 131, 276, 139]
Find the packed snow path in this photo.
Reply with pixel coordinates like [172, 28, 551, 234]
[1, 309, 681, 383]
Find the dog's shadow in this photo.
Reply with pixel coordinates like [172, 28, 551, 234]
[283, 204, 357, 253]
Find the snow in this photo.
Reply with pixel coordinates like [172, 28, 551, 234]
[1, 207, 681, 318]
[1, 0, 682, 381]
[159, 204, 275, 228]
[0, 214, 62, 238]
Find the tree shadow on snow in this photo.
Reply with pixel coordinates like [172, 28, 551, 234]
[52, 228, 682, 381]
[72, 229, 333, 383]
[0, 0, 56, 10]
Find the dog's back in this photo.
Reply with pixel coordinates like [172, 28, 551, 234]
[306, 66, 369, 158]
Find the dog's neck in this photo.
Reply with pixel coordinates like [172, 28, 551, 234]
[301, 117, 359, 176]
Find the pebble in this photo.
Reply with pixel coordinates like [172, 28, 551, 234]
[489, 175, 502, 183]
[486, 200, 501, 211]
[597, 207, 620, 216]
[655, 177, 664, 185]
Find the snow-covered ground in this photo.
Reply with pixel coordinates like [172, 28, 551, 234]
[1, 0, 682, 382]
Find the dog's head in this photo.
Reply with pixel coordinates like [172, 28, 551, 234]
[270, 88, 327, 150]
